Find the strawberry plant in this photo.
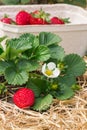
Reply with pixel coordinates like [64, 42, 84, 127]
[0, 32, 86, 111]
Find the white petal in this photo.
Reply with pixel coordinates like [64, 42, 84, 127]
[52, 68, 60, 78]
[47, 62, 56, 70]
[42, 63, 46, 74]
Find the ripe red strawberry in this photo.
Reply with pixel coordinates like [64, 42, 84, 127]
[30, 9, 50, 25]
[0, 17, 15, 24]
[16, 10, 31, 25]
[13, 88, 35, 108]
[30, 16, 48, 25]
[51, 17, 64, 24]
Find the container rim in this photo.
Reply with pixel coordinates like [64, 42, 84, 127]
[0, 21, 87, 33]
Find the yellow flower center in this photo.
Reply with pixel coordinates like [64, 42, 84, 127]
[45, 69, 53, 76]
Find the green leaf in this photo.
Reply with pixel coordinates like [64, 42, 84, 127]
[5, 34, 34, 60]
[39, 32, 62, 46]
[5, 67, 28, 85]
[17, 59, 39, 72]
[32, 36, 39, 49]
[0, 61, 10, 74]
[7, 34, 33, 52]
[59, 75, 76, 87]
[0, 51, 7, 60]
[56, 85, 74, 100]
[64, 0, 86, 8]
[21, 0, 30, 4]
[32, 94, 53, 111]
[64, 54, 86, 77]
[0, 48, 3, 55]
[5, 46, 21, 60]
[22, 36, 39, 59]
[49, 45, 65, 61]
[34, 45, 50, 61]
[1, 0, 20, 5]
[27, 79, 42, 97]
[19, 33, 35, 45]
[29, 78, 49, 93]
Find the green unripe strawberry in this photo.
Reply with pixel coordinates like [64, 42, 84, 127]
[72, 84, 81, 91]
[51, 84, 58, 90]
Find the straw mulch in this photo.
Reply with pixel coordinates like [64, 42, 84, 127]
[0, 76, 87, 130]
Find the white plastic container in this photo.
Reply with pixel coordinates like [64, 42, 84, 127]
[0, 4, 87, 56]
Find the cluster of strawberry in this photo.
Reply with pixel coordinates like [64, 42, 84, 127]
[0, 9, 70, 25]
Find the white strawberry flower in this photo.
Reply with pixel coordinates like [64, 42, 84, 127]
[42, 62, 60, 78]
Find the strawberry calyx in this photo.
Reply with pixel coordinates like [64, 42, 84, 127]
[61, 17, 71, 24]
[31, 8, 51, 23]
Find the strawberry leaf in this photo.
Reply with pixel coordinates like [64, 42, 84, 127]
[5, 34, 34, 60]
[64, 0, 86, 8]
[5, 46, 21, 60]
[21, 0, 30, 4]
[7, 35, 32, 52]
[34, 45, 50, 61]
[39, 32, 62, 46]
[27, 78, 49, 95]
[27, 79, 42, 97]
[0, 48, 3, 55]
[32, 36, 39, 49]
[17, 59, 39, 72]
[2, 0, 20, 5]
[0, 61, 10, 75]
[5, 67, 28, 85]
[19, 33, 35, 45]
[59, 74, 76, 87]
[56, 85, 74, 100]
[32, 94, 53, 112]
[64, 54, 86, 77]
[49, 45, 65, 61]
